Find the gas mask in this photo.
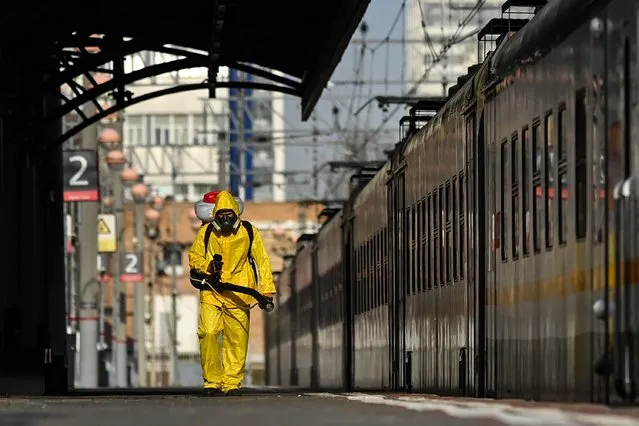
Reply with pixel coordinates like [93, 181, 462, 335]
[213, 209, 240, 233]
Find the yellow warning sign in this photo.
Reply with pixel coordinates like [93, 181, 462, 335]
[97, 213, 116, 253]
[98, 218, 111, 234]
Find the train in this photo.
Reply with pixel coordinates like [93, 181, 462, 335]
[264, 0, 639, 404]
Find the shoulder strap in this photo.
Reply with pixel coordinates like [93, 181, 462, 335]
[242, 220, 254, 254]
[203, 223, 213, 257]
[241, 220, 258, 282]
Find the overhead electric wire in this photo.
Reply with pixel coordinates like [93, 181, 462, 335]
[324, 0, 488, 199]
[357, 0, 487, 150]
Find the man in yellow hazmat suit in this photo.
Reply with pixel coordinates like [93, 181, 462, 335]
[188, 190, 276, 396]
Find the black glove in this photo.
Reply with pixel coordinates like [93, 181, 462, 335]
[207, 254, 224, 282]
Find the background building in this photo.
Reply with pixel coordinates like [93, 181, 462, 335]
[121, 51, 286, 203]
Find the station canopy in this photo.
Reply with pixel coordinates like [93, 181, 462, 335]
[0, 0, 370, 124]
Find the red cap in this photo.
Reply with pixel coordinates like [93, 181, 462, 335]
[203, 191, 220, 204]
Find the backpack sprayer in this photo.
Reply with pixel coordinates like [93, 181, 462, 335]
[190, 254, 275, 312]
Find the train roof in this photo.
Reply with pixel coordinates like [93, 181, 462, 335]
[402, 62, 481, 157]
[491, 0, 607, 76]
[351, 161, 390, 210]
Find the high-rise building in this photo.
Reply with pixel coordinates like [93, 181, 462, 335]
[404, 0, 503, 97]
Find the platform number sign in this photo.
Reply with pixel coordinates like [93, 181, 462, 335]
[63, 149, 100, 202]
[120, 252, 144, 282]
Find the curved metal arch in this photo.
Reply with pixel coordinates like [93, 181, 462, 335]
[44, 81, 298, 154]
[45, 36, 301, 97]
[157, 45, 301, 88]
[46, 57, 204, 124]
[43, 36, 164, 94]
[47, 48, 302, 126]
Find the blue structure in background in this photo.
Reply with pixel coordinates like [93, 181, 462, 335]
[228, 69, 254, 200]
[244, 73, 254, 201]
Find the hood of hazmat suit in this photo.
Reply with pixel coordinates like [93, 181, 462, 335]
[187, 190, 277, 393]
[193, 191, 245, 223]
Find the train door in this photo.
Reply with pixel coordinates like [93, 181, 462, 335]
[343, 217, 354, 391]
[484, 109, 498, 398]
[466, 110, 486, 397]
[599, 4, 638, 404]
[388, 170, 407, 391]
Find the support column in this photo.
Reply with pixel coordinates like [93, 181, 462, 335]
[77, 77, 100, 388]
[271, 71, 286, 202]
[42, 91, 70, 395]
[112, 160, 127, 387]
[134, 203, 146, 386]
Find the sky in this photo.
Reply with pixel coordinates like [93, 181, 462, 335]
[280, 0, 409, 201]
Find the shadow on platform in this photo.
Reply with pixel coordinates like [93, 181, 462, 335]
[57, 385, 312, 398]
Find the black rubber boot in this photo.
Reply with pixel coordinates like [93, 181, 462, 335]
[225, 388, 242, 397]
[204, 388, 223, 397]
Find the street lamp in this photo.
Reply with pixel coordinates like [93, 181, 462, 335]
[121, 167, 140, 185]
[98, 128, 122, 151]
[145, 208, 161, 237]
[151, 195, 164, 212]
[102, 196, 113, 208]
[105, 150, 126, 172]
[131, 182, 149, 202]
[120, 166, 140, 188]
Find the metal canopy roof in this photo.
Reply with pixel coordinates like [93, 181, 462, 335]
[0, 0, 370, 133]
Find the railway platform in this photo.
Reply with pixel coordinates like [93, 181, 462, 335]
[2, 389, 639, 426]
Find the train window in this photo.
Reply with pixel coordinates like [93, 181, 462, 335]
[439, 185, 445, 285]
[419, 201, 424, 291]
[575, 89, 587, 240]
[592, 112, 606, 244]
[433, 190, 440, 287]
[501, 139, 508, 261]
[544, 111, 554, 249]
[427, 194, 433, 289]
[367, 240, 371, 310]
[406, 208, 412, 296]
[445, 183, 452, 284]
[532, 120, 542, 253]
[452, 177, 458, 280]
[459, 172, 465, 279]
[414, 203, 419, 292]
[522, 127, 530, 255]
[411, 204, 417, 294]
[557, 104, 568, 245]
[512, 133, 520, 259]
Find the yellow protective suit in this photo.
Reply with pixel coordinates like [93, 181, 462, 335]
[188, 191, 276, 392]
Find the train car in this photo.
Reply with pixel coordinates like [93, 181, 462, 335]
[292, 236, 315, 388]
[265, 0, 639, 405]
[481, 0, 638, 403]
[314, 211, 345, 389]
[273, 265, 295, 386]
[345, 163, 391, 390]
[265, 271, 282, 386]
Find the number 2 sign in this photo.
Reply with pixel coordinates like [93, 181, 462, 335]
[120, 252, 144, 282]
[63, 150, 100, 202]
